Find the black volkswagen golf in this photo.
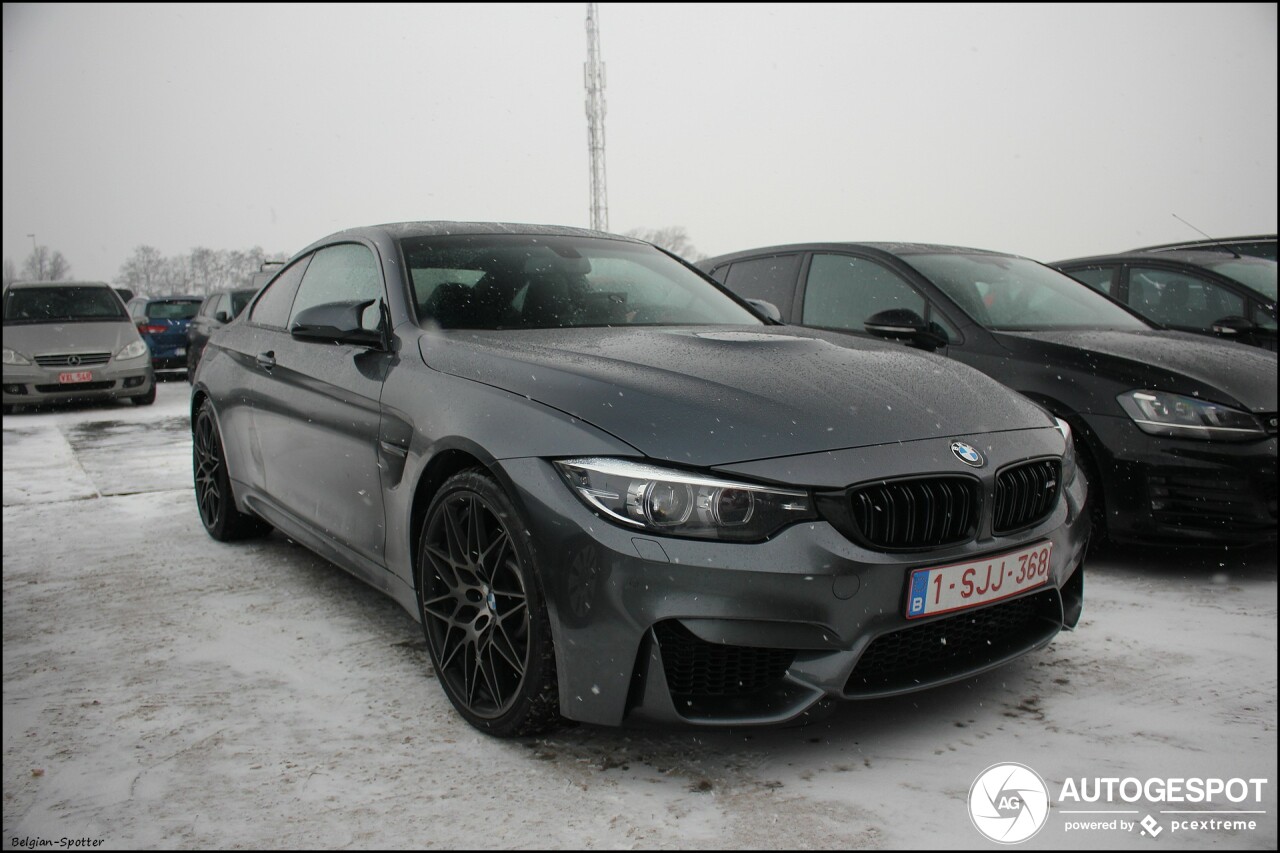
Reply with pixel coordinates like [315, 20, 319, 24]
[192, 222, 1088, 736]
[699, 243, 1278, 548]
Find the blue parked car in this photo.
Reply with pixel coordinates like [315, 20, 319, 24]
[126, 296, 203, 373]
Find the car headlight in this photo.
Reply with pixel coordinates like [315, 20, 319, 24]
[115, 339, 149, 361]
[2, 347, 32, 366]
[555, 457, 816, 541]
[1054, 417, 1078, 484]
[1117, 390, 1266, 441]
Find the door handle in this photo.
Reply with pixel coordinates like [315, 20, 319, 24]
[256, 351, 276, 371]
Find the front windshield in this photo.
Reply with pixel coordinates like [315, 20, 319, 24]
[400, 234, 761, 329]
[904, 253, 1150, 331]
[3, 285, 129, 325]
[1197, 257, 1277, 302]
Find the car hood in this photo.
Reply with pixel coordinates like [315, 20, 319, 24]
[2, 320, 138, 357]
[995, 329, 1278, 412]
[421, 326, 1050, 466]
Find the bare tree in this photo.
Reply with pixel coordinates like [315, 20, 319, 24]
[20, 245, 72, 281]
[623, 226, 706, 262]
[2, 258, 17, 288]
[115, 246, 167, 295]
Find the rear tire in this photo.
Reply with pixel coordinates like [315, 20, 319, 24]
[417, 469, 561, 737]
[193, 400, 271, 541]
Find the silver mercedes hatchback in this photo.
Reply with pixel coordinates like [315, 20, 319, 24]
[2, 280, 156, 413]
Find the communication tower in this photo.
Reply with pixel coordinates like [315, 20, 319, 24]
[585, 4, 609, 231]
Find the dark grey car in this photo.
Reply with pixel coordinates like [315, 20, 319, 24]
[191, 222, 1088, 736]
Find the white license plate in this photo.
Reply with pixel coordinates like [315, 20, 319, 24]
[58, 371, 93, 384]
[905, 541, 1052, 619]
[175, 348, 186, 356]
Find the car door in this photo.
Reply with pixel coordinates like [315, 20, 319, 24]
[795, 252, 962, 352]
[1121, 264, 1257, 344]
[251, 242, 393, 566]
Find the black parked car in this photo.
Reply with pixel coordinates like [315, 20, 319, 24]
[698, 243, 1277, 548]
[127, 295, 203, 373]
[192, 222, 1088, 736]
[187, 287, 258, 382]
[1051, 250, 1277, 351]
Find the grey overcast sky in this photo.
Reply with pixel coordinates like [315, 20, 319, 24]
[3, 2, 1277, 281]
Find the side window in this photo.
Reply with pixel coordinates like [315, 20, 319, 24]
[250, 256, 311, 329]
[1063, 265, 1117, 296]
[722, 255, 800, 317]
[802, 254, 927, 333]
[288, 243, 384, 332]
[1127, 266, 1245, 330]
[708, 265, 730, 284]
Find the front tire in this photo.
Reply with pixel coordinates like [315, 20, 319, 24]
[193, 400, 271, 541]
[131, 382, 157, 406]
[417, 469, 560, 737]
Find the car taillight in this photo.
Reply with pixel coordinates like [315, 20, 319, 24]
[138, 323, 167, 335]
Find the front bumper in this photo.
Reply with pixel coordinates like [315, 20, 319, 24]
[498, 431, 1090, 728]
[3, 360, 154, 407]
[1082, 413, 1277, 545]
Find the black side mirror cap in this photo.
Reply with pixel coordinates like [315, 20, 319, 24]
[865, 308, 946, 350]
[290, 299, 384, 348]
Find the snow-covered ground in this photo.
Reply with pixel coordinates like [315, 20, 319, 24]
[3, 379, 1276, 850]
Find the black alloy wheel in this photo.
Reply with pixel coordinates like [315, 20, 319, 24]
[192, 401, 270, 541]
[418, 470, 560, 737]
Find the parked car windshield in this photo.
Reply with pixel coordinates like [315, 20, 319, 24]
[904, 253, 1151, 331]
[401, 234, 761, 329]
[3, 285, 129, 325]
[1194, 256, 1278, 301]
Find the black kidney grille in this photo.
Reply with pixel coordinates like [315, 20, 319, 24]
[653, 621, 795, 698]
[850, 477, 978, 548]
[993, 459, 1061, 534]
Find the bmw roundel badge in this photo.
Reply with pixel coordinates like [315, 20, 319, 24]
[951, 441, 985, 468]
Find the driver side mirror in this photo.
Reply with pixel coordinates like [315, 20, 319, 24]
[290, 299, 385, 348]
[745, 299, 783, 323]
[864, 308, 946, 350]
[214, 310, 231, 324]
[1210, 316, 1255, 336]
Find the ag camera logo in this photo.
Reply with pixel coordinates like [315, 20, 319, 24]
[969, 762, 1051, 844]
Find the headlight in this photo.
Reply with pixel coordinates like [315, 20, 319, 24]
[1117, 390, 1266, 441]
[555, 457, 816, 541]
[115, 340, 148, 361]
[2, 347, 32, 365]
[1054, 417, 1078, 484]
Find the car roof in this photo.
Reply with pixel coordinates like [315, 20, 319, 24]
[1052, 250, 1275, 268]
[7, 279, 112, 289]
[308, 220, 646, 248]
[1128, 234, 1276, 253]
[134, 295, 202, 302]
[700, 241, 1022, 268]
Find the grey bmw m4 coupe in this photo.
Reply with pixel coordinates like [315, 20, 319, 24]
[191, 222, 1089, 736]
